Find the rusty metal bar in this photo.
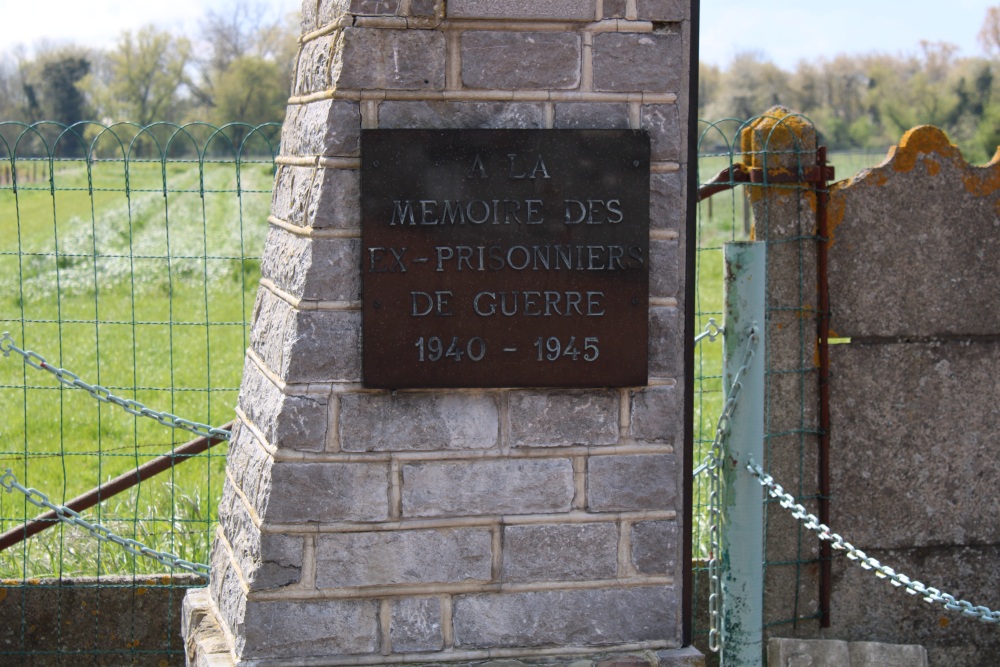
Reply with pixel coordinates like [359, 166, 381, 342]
[697, 162, 835, 202]
[815, 146, 833, 628]
[0, 421, 233, 552]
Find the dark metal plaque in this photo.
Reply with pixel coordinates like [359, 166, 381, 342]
[361, 129, 649, 389]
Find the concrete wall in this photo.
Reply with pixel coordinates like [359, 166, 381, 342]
[185, 1, 699, 665]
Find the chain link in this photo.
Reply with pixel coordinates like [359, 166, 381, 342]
[695, 318, 724, 345]
[2, 468, 210, 577]
[746, 458, 1000, 625]
[704, 323, 760, 653]
[1, 332, 231, 441]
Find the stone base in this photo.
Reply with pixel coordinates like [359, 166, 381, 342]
[182, 589, 705, 667]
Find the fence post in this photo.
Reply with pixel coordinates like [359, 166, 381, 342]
[722, 241, 766, 666]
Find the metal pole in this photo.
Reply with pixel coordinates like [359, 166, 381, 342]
[722, 242, 766, 666]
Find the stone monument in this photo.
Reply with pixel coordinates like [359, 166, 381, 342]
[183, 1, 700, 665]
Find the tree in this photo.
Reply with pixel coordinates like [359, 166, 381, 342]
[979, 6, 1000, 57]
[39, 56, 90, 126]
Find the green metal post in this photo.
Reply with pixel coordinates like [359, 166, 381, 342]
[721, 242, 766, 666]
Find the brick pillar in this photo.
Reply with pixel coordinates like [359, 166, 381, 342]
[183, 1, 701, 665]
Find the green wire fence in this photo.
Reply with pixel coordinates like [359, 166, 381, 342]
[0, 121, 279, 663]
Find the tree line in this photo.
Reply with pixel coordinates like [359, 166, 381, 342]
[699, 6, 1000, 162]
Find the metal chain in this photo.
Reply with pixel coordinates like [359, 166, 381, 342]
[705, 324, 761, 653]
[694, 318, 724, 345]
[746, 458, 1000, 625]
[0, 332, 231, 441]
[2, 468, 210, 577]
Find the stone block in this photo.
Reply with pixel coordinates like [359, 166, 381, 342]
[334, 28, 445, 90]
[849, 642, 927, 667]
[301, 0, 319, 32]
[767, 638, 849, 667]
[649, 238, 679, 299]
[339, 392, 499, 451]
[448, 0, 595, 20]
[264, 461, 389, 523]
[588, 454, 676, 512]
[452, 586, 677, 648]
[316, 528, 493, 587]
[630, 520, 678, 576]
[629, 384, 682, 446]
[238, 599, 379, 660]
[593, 33, 682, 93]
[553, 103, 630, 130]
[410, 0, 441, 17]
[219, 486, 304, 589]
[308, 167, 360, 229]
[462, 32, 580, 90]
[636, 0, 687, 20]
[350, 0, 400, 14]
[271, 164, 314, 226]
[391, 597, 444, 652]
[319, 0, 349, 25]
[402, 458, 575, 517]
[642, 104, 682, 161]
[379, 100, 545, 129]
[295, 35, 337, 95]
[509, 390, 619, 448]
[649, 306, 681, 378]
[501, 523, 618, 582]
[650, 170, 685, 231]
[260, 227, 360, 302]
[297, 99, 362, 157]
[603, 0, 626, 18]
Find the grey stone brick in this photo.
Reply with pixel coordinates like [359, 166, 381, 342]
[308, 167, 360, 229]
[649, 239, 679, 299]
[219, 486, 303, 589]
[642, 104, 682, 161]
[284, 309, 362, 383]
[402, 459, 574, 517]
[391, 597, 443, 652]
[214, 559, 247, 653]
[649, 306, 681, 378]
[271, 165, 314, 226]
[226, 420, 275, 518]
[501, 523, 618, 582]
[462, 32, 580, 90]
[630, 520, 678, 576]
[301, 0, 319, 34]
[448, 0, 595, 20]
[319, 0, 350, 25]
[295, 35, 337, 95]
[409, 0, 440, 16]
[260, 227, 361, 302]
[629, 384, 682, 446]
[453, 586, 677, 648]
[238, 356, 329, 452]
[334, 28, 445, 90]
[339, 392, 499, 451]
[316, 528, 493, 587]
[602, 0, 626, 18]
[508, 390, 619, 447]
[239, 599, 379, 659]
[593, 33, 682, 93]
[588, 454, 676, 512]
[264, 461, 389, 523]
[249, 288, 292, 374]
[379, 101, 546, 129]
[553, 103, 630, 129]
[298, 99, 362, 157]
[636, 0, 687, 20]
[350, 0, 400, 14]
[650, 170, 684, 231]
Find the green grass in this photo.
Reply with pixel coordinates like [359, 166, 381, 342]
[0, 157, 272, 579]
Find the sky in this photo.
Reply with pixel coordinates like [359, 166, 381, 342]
[2, 0, 996, 69]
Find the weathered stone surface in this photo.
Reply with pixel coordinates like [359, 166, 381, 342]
[767, 638, 850, 667]
[284, 100, 361, 157]
[379, 101, 545, 129]
[260, 227, 360, 302]
[588, 454, 676, 512]
[650, 170, 685, 231]
[501, 523, 618, 582]
[239, 599, 379, 659]
[553, 103, 630, 129]
[225, 420, 276, 518]
[830, 342, 1000, 548]
[631, 520, 678, 575]
[410, 0, 441, 17]
[602, 0, 626, 18]
[340, 392, 499, 451]
[301, 0, 319, 32]
[316, 528, 493, 587]
[849, 642, 927, 667]
[265, 461, 389, 523]
[462, 32, 580, 90]
[307, 167, 360, 229]
[650, 239, 679, 298]
[350, 0, 400, 14]
[629, 384, 682, 446]
[402, 459, 574, 517]
[593, 33, 682, 93]
[182, 588, 232, 667]
[649, 307, 681, 378]
[334, 28, 445, 90]
[219, 484, 303, 589]
[453, 586, 677, 648]
[448, 0, 595, 20]
[271, 165, 314, 225]
[636, 0, 687, 20]
[509, 390, 619, 447]
[642, 105, 682, 161]
[391, 597, 444, 652]
[294, 35, 337, 95]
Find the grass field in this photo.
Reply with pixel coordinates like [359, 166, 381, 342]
[0, 155, 273, 578]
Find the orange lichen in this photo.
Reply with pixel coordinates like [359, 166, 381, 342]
[891, 126, 962, 173]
